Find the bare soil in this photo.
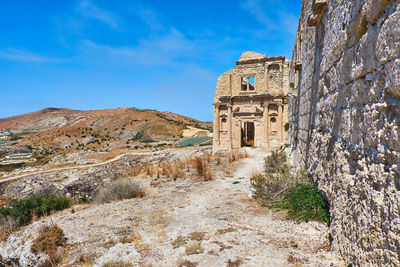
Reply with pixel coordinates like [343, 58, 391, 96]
[0, 147, 344, 266]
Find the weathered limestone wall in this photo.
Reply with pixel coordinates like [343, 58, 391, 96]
[289, 0, 400, 265]
[213, 52, 290, 152]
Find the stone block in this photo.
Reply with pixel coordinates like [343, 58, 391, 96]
[376, 5, 400, 64]
[384, 58, 400, 97]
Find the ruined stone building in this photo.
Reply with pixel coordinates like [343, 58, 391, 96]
[289, 0, 400, 266]
[213, 52, 290, 152]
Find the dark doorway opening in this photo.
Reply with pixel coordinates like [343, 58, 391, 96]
[241, 121, 255, 147]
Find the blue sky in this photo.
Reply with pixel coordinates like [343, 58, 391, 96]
[0, 0, 301, 121]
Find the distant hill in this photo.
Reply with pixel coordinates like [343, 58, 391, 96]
[0, 107, 212, 155]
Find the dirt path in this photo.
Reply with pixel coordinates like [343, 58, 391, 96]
[0, 147, 199, 184]
[1, 148, 344, 266]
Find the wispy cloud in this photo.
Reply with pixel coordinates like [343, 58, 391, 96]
[134, 3, 164, 31]
[76, 0, 118, 28]
[241, 0, 274, 27]
[81, 27, 194, 66]
[0, 48, 57, 63]
[240, 0, 298, 38]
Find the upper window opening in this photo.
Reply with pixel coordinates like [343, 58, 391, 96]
[241, 76, 255, 91]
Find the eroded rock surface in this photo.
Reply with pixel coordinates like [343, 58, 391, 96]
[289, 0, 400, 265]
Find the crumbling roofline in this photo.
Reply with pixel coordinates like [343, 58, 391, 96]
[236, 56, 286, 65]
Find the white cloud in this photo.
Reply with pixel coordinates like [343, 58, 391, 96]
[134, 3, 164, 31]
[240, 0, 299, 38]
[81, 28, 195, 66]
[0, 48, 57, 63]
[77, 0, 118, 28]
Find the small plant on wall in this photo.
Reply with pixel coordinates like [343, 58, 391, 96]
[284, 122, 289, 131]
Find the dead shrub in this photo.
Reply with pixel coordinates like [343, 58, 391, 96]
[0, 217, 18, 242]
[144, 162, 154, 176]
[252, 151, 312, 207]
[102, 261, 132, 267]
[120, 232, 142, 244]
[172, 235, 187, 248]
[227, 258, 244, 267]
[129, 165, 142, 177]
[264, 151, 288, 174]
[178, 259, 198, 267]
[250, 172, 291, 206]
[185, 241, 204, 255]
[31, 224, 66, 265]
[94, 179, 145, 203]
[194, 157, 214, 181]
[188, 231, 206, 241]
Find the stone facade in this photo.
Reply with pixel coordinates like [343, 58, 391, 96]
[213, 52, 290, 152]
[289, 0, 400, 265]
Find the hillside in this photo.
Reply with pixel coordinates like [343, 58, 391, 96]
[0, 108, 212, 174]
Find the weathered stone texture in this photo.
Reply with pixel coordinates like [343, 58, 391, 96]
[213, 52, 290, 151]
[289, 0, 400, 266]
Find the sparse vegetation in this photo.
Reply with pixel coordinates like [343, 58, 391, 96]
[141, 139, 157, 143]
[102, 261, 132, 267]
[264, 150, 288, 174]
[275, 184, 330, 223]
[172, 235, 187, 248]
[176, 136, 212, 147]
[251, 151, 329, 224]
[284, 122, 289, 131]
[120, 232, 142, 244]
[94, 179, 145, 203]
[185, 241, 204, 255]
[251, 172, 291, 206]
[0, 194, 71, 227]
[194, 156, 213, 181]
[31, 224, 66, 265]
[188, 231, 206, 241]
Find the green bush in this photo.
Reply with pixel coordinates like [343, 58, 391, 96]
[0, 195, 71, 226]
[141, 139, 156, 143]
[275, 184, 330, 224]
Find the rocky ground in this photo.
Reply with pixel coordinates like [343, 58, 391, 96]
[0, 147, 344, 266]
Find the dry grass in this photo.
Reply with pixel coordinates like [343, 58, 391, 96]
[129, 165, 143, 177]
[102, 261, 132, 267]
[188, 231, 206, 241]
[227, 258, 244, 267]
[185, 241, 204, 255]
[31, 224, 66, 266]
[216, 227, 237, 235]
[213, 241, 233, 252]
[149, 209, 169, 227]
[178, 259, 198, 267]
[135, 243, 152, 257]
[0, 217, 17, 242]
[172, 235, 187, 248]
[120, 233, 142, 244]
[127, 149, 247, 183]
[193, 156, 213, 181]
